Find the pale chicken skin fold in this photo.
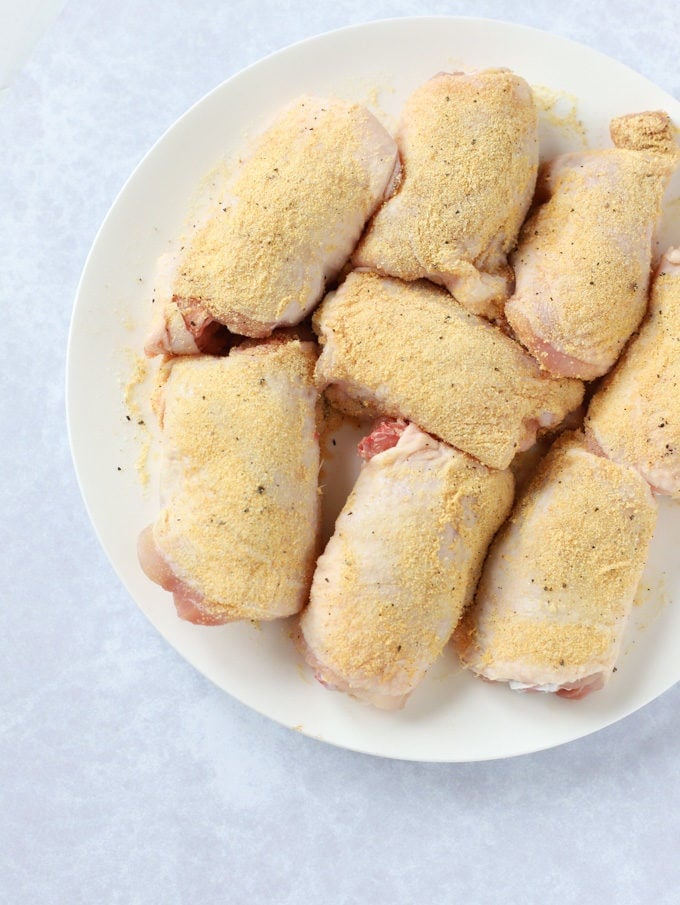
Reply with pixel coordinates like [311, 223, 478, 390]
[353, 69, 538, 319]
[299, 421, 514, 709]
[586, 247, 680, 497]
[146, 96, 398, 354]
[313, 272, 583, 470]
[454, 433, 657, 698]
[506, 111, 679, 379]
[138, 339, 321, 624]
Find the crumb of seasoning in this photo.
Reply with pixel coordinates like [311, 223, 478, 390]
[530, 84, 588, 148]
[121, 351, 155, 489]
[136, 436, 151, 488]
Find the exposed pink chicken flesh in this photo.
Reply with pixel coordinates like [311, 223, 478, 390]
[138, 338, 320, 623]
[454, 433, 657, 697]
[353, 69, 538, 318]
[146, 96, 398, 354]
[506, 111, 679, 380]
[586, 247, 680, 498]
[313, 271, 583, 470]
[299, 421, 514, 709]
[357, 417, 409, 460]
[145, 295, 234, 357]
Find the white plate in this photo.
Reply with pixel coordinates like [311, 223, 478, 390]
[67, 17, 680, 762]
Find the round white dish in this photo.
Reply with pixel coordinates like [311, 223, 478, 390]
[67, 17, 680, 762]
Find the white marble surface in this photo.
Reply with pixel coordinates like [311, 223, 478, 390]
[1, 2, 679, 902]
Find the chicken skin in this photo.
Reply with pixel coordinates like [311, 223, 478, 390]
[353, 69, 538, 319]
[138, 338, 320, 624]
[586, 248, 680, 497]
[506, 111, 678, 380]
[146, 96, 398, 354]
[299, 421, 514, 709]
[454, 433, 657, 698]
[313, 272, 583, 470]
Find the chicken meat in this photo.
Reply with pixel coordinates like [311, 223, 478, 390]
[454, 433, 657, 698]
[586, 247, 680, 497]
[299, 420, 514, 709]
[146, 96, 398, 354]
[505, 111, 679, 380]
[138, 337, 320, 623]
[313, 272, 583, 470]
[353, 69, 538, 319]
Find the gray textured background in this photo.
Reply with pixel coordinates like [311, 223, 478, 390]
[1, 2, 678, 903]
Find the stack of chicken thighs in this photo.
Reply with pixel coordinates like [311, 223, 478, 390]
[139, 69, 680, 710]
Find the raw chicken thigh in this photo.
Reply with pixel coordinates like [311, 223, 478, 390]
[353, 69, 538, 318]
[138, 338, 320, 623]
[506, 111, 678, 380]
[299, 421, 514, 709]
[146, 96, 398, 354]
[454, 433, 657, 698]
[586, 247, 680, 497]
[313, 272, 583, 469]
